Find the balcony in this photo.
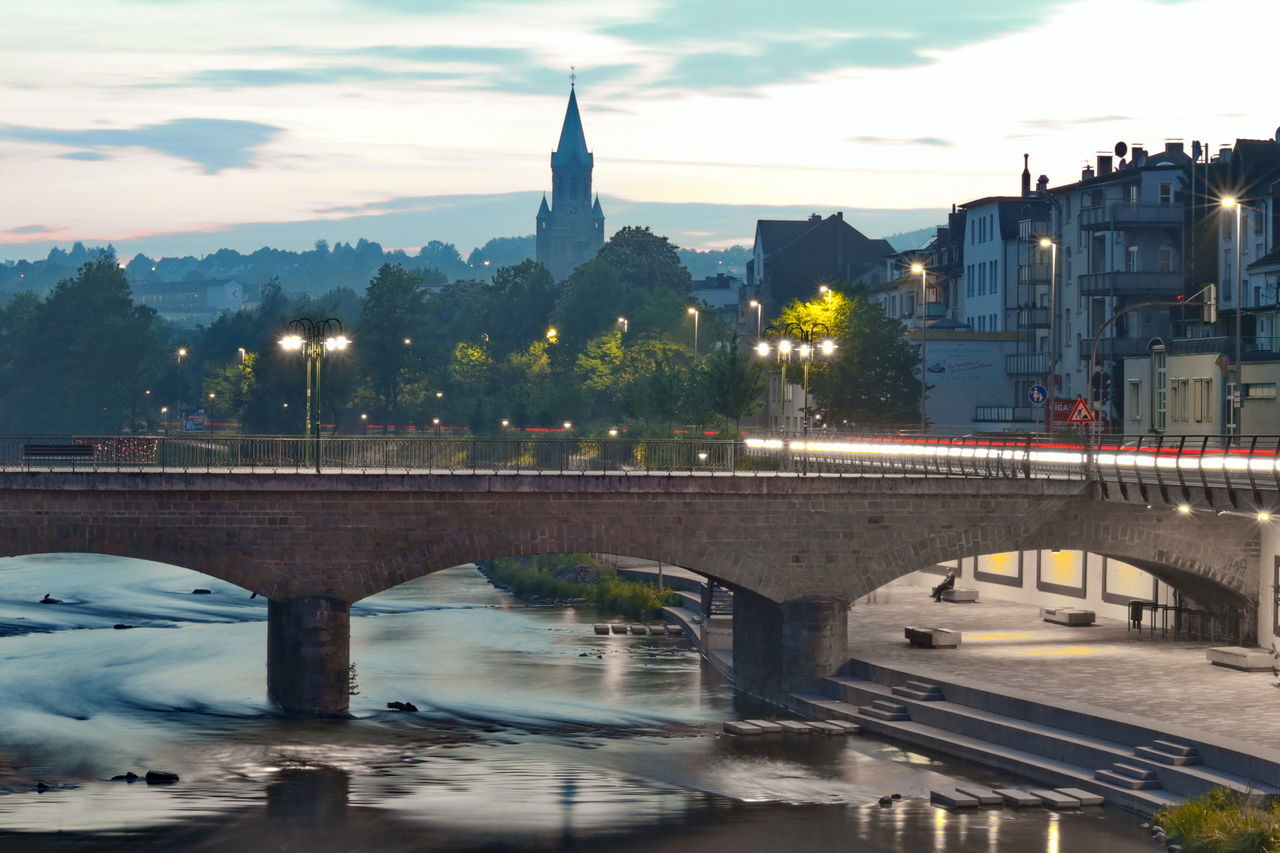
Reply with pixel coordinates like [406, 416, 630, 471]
[1079, 203, 1185, 231]
[1014, 306, 1050, 328]
[975, 406, 1040, 423]
[1018, 217, 1052, 241]
[1080, 337, 1152, 361]
[1078, 270, 1183, 296]
[1005, 352, 1049, 375]
[1018, 264, 1051, 286]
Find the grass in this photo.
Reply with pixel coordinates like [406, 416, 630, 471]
[479, 553, 679, 621]
[1156, 788, 1280, 853]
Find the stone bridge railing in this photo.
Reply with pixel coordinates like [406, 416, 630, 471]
[3, 433, 1280, 499]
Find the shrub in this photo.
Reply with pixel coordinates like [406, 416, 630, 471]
[1156, 788, 1280, 853]
[479, 553, 679, 621]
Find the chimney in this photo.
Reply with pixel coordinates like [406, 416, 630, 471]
[1021, 153, 1031, 196]
[809, 213, 821, 221]
[1097, 155, 1113, 175]
[1131, 146, 1147, 164]
[1218, 147, 1233, 163]
[834, 211, 843, 220]
[1036, 175, 1049, 195]
[1165, 141, 1184, 155]
[1082, 165, 1095, 181]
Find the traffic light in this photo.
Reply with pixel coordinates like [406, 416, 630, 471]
[1202, 283, 1218, 324]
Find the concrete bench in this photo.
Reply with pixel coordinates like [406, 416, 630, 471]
[941, 588, 978, 603]
[1206, 646, 1274, 672]
[905, 626, 961, 648]
[1043, 608, 1096, 626]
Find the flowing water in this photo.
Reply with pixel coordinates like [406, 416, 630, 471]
[0, 555, 1154, 851]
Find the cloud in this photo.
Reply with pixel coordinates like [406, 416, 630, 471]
[5, 225, 63, 235]
[0, 118, 282, 173]
[849, 136, 952, 147]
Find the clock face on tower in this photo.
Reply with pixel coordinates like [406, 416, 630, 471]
[566, 203, 579, 216]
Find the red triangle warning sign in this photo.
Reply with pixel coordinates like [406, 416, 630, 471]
[1066, 396, 1095, 423]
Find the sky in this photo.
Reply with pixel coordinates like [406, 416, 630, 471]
[2, 0, 1278, 261]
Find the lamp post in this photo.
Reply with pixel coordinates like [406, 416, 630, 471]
[1039, 238, 1058, 432]
[686, 307, 700, 362]
[748, 299, 763, 340]
[279, 317, 350, 473]
[910, 262, 928, 432]
[757, 322, 836, 437]
[1222, 196, 1243, 435]
[616, 317, 628, 334]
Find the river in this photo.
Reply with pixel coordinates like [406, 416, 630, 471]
[0, 554, 1154, 851]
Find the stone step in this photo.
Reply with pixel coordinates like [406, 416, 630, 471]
[892, 682, 944, 701]
[859, 704, 910, 721]
[952, 785, 1003, 805]
[609, 624, 627, 634]
[776, 720, 814, 734]
[723, 721, 762, 735]
[808, 721, 846, 735]
[744, 719, 783, 733]
[1113, 762, 1159, 781]
[1152, 740, 1201, 757]
[872, 699, 908, 713]
[993, 788, 1041, 807]
[1135, 746, 1203, 766]
[825, 719, 862, 735]
[1030, 789, 1081, 809]
[1056, 787, 1104, 806]
[930, 789, 979, 808]
[593, 623, 610, 635]
[1095, 769, 1162, 790]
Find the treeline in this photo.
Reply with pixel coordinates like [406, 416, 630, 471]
[0, 226, 918, 436]
[0, 237, 748, 302]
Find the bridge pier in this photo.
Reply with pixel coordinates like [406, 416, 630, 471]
[267, 597, 351, 717]
[731, 588, 848, 700]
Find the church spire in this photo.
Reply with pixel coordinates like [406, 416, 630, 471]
[552, 86, 591, 166]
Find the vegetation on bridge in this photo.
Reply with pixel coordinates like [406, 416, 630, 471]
[477, 553, 678, 621]
[1155, 787, 1280, 852]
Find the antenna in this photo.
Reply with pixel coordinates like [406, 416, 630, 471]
[1114, 141, 1128, 158]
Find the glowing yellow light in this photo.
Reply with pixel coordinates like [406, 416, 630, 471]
[1221, 196, 1239, 209]
[546, 327, 558, 342]
[798, 343, 812, 359]
[1039, 238, 1053, 248]
[818, 285, 830, 295]
[778, 339, 792, 355]
[820, 339, 836, 356]
[749, 299, 759, 308]
[910, 263, 924, 274]
[755, 341, 770, 357]
[278, 335, 302, 351]
[1258, 511, 1272, 522]
[687, 306, 698, 315]
[1177, 504, 1192, 514]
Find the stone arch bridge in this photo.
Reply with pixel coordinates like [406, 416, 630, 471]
[0, 471, 1262, 714]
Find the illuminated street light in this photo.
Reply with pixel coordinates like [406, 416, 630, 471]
[1176, 503, 1192, 515]
[758, 321, 836, 438]
[546, 327, 558, 343]
[616, 317, 628, 334]
[910, 261, 928, 431]
[1258, 511, 1272, 522]
[279, 317, 351, 473]
[1221, 196, 1243, 435]
[748, 299, 763, 339]
[1039, 238, 1058, 431]
[686, 307, 700, 361]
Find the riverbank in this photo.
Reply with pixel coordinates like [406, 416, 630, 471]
[476, 554, 678, 621]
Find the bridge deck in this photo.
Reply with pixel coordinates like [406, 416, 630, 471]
[849, 579, 1280, 753]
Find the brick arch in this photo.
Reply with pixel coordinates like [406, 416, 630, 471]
[0, 474, 1260, 616]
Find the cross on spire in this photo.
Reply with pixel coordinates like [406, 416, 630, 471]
[569, 66, 576, 88]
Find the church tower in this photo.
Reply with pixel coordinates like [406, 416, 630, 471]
[536, 83, 605, 281]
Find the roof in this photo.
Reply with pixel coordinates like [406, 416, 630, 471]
[1248, 246, 1280, 271]
[754, 219, 815, 253]
[551, 87, 591, 166]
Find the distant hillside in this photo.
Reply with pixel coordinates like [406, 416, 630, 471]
[883, 226, 941, 252]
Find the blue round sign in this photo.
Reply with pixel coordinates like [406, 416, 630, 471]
[1028, 384, 1048, 405]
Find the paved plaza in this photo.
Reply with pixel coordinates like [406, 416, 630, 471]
[850, 578, 1280, 753]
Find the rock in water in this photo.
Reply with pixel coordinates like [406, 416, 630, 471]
[877, 796, 892, 807]
[39, 594, 61, 604]
[191, 589, 212, 595]
[110, 772, 141, 781]
[35, 781, 49, 792]
[144, 770, 179, 784]
[386, 701, 419, 712]
[113, 624, 135, 630]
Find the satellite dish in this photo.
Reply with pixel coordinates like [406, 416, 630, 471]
[1114, 141, 1128, 158]
[1274, 126, 1280, 143]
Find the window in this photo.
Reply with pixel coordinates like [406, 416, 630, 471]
[1128, 379, 1142, 421]
[1154, 349, 1167, 430]
[1247, 383, 1277, 399]
[1159, 182, 1173, 205]
[1192, 378, 1204, 422]
[1159, 247, 1174, 274]
[1170, 377, 1187, 422]
[966, 265, 973, 297]
[1201, 378, 1214, 423]
[1126, 185, 1138, 204]
[1126, 245, 1140, 272]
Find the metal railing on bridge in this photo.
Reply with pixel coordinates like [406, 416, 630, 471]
[4, 433, 1280, 495]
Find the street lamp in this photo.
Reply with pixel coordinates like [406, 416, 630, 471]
[910, 262, 928, 431]
[757, 322, 836, 436]
[279, 317, 350, 473]
[686, 307, 700, 361]
[616, 317, 628, 334]
[1039, 238, 1058, 432]
[748, 299, 763, 340]
[1222, 196, 1243, 435]
[432, 416, 441, 436]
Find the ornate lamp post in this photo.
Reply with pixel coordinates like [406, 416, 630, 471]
[279, 317, 350, 472]
[756, 322, 836, 436]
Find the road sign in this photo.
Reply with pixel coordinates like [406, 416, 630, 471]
[1028, 384, 1048, 405]
[1066, 397, 1095, 424]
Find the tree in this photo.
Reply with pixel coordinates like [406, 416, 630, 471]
[701, 335, 766, 433]
[357, 264, 428, 419]
[777, 284, 921, 425]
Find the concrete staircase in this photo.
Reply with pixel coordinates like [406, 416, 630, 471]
[790, 659, 1280, 816]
